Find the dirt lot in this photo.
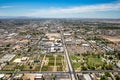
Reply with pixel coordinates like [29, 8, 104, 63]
[46, 33, 61, 41]
[23, 74, 36, 80]
[12, 45, 21, 50]
[19, 39, 29, 43]
[102, 35, 120, 42]
[67, 45, 87, 54]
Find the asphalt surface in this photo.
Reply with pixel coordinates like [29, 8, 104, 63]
[60, 28, 78, 80]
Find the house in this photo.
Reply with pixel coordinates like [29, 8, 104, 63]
[0, 54, 16, 63]
[58, 47, 64, 53]
[89, 40, 96, 43]
[0, 74, 5, 79]
[50, 47, 56, 53]
[21, 57, 29, 61]
[7, 33, 17, 37]
[14, 74, 23, 80]
[34, 59, 40, 63]
[65, 39, 73, 44]
[0, 63, 6, 70]
[54, 42, 62, 47]
[35, 74, 43, 80]
[83, 74, 92, 80]
[63, 33, 71, 36]
[75, 39, 82, 44]
[25, 35, 31, 39]
[41, 37, 49, 42]
[116, 61, 120, 68]
[82, 44, 90, 47]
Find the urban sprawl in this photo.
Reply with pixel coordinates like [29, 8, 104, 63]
[0, 19, 120, 80]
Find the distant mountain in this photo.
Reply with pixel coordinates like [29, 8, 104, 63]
[0, 16, 120, 20]
[0, 16, 33, 19]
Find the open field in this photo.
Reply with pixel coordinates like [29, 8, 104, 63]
[67, 45, 91, 55]
[102, 35, 120, 42]
[46, 33, 61, 41]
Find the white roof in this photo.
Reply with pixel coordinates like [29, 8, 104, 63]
[63, 33, 71, 36]
[83, 74, 92, 80]
[21, 57, 29, 60]
[116, 61, 120, 68]
[14, 74, 23, 78]
[65, 39, 72, 42]
[50, 47, 56, 52]
[35, 74, 43, 78]
[82, 44, 89, 47]
[0, 74, 5, 78]
[0, 54, 15, 63]
[89, 40, 96, 43]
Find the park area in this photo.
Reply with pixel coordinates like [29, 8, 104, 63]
[1, 54, 66, 72]
[41, 54, 66, 72]
[70, 54, 105, 71]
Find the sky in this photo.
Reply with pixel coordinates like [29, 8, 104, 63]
[0, 0, 120, 18]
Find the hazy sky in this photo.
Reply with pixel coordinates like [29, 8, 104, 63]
[0, 0, 120, 18]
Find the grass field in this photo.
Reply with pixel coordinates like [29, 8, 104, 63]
[70, 55, 104, 71]
[86, 56, 103, 67]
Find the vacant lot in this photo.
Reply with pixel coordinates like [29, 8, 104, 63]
[102, 35, 120, 42]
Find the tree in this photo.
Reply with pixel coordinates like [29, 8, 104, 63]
[81, 66, 87, 70]
[51, 74, 55, 80]
[29, 66, 33, 69]
[100, 75, 107, 80]
[115, 75, 120, 80]
[6, 61, 9, 65]
[105, 64, 113, 70]
[108, 56, 113, 60]
[105, 72, 111, 77]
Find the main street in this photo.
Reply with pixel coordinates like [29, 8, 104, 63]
[60, 27, 78, 80]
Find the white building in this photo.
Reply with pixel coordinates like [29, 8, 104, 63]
[83, 74, 92, 80]
[0, 74, 5, 79]
[35, 74, 43, 80]
[0, 54, 16, 63]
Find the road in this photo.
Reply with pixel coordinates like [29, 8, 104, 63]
[40, 55, 46, 71]
[10, 71, 17, 80]
[60, 28, 78, 80]
[34, 37, 41, 45]
[0, 70, 119, 74]
[76, 70, 120, 73]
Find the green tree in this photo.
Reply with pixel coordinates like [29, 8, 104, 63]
[100, 75, 107, 80]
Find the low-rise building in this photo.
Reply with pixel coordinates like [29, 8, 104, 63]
[83, 74, 92, 80]
[0, 54, 16, 63]
[0, 74, 5, 79]
[14, 74, 23, 80]
[35, 74, 43, 80]
[21, 57, 29, 61]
